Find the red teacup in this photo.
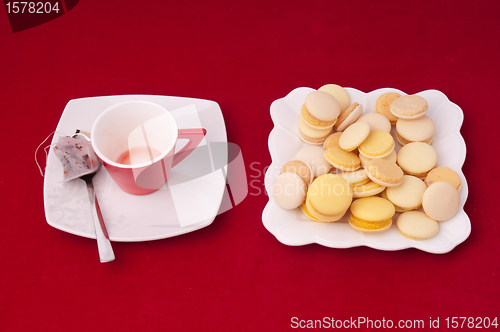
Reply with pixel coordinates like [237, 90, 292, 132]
[91, 100, 206, 195]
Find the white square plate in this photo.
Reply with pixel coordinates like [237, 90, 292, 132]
[44, 95, 227, 242]
[262, 87, 470, 253]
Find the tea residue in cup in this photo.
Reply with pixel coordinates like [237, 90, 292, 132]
[116, 146, 162, 165]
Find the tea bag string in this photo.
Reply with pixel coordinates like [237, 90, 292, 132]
[35, 131, 61, 177]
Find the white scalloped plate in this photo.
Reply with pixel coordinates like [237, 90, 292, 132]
[262, 87, 469, 253]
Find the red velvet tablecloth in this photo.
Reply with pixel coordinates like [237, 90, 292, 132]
[1, 1, 499, 331]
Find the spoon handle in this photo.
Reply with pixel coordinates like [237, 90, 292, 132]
[86, 181, 115, 263]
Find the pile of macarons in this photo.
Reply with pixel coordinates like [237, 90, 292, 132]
[272, 84, 462, 241]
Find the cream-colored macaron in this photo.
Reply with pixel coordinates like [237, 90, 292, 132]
[318, 84, 350, 112]
[339, 121, 371, 152]
[390, 95, 428, 120]
[273, 172, 307, 209]
[396, 115, 435, 145]
[365, 158, 404, 187]
[422, 181, 460, 221]
[375, 92, 401, 124]
[356, 112, 392, 133]
[334, 102, 363, 132]
[297, 116, 333, 145]
[384, 175, 427, 212]
[295, 145, 332, 178]
[301, 91, 341, 129]
[397, 211, 439, 240]
[397, 142, 438, 179]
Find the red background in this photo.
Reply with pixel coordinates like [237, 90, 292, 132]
[1, 1, 499, 331]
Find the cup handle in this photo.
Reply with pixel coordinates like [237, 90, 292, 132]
[172, 128, 207, 168]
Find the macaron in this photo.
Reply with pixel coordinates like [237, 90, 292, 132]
[397, 142, 438, 179]
[358, 129, 395, 159]
[306, 174, 353, 222]
[397, 211, 439, 240]
[323, 132, 342, 150]
[365, 158, 404, 187]
[300, 91, 340, 129]
[318, 84, 350, 113]
[422, 181, 460, 221]
[324, 147, 361, 172]
[339, 121, 371, 152]
[396, 115, 435, 145]
[297, 116, 333, 145]
[390, 95, 428, 119]
[295, 145, 332, 178]
[280, 160, 313, 186]
[424, 166, 462, 191]
[375, 92, 401, 124]
[384, 175, 427, 212]
[338, 169, 370, 187]
[352, 181, 385, 198]
[301, 202, 321, 222]
[333, 102, 363, 132]
[359, 149, 397, 168]
[349, 197, 395, 233]
[356, 112, 392, 133]
[273, 172, 307, 210]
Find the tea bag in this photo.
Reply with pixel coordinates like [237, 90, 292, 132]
[53, 135, 100, 181]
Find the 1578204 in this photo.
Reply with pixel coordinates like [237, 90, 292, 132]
[445, 317, 498, 329]
[5, 2, 61, 14]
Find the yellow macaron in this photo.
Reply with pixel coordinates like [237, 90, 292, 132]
[349, 197, 396, 233]
[352, 181, 386, 198]
[306, 174, 353, 222]
[358, 129, 395, 159]
[301, 202, 321, 222]
[324, 146, 361, 172]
